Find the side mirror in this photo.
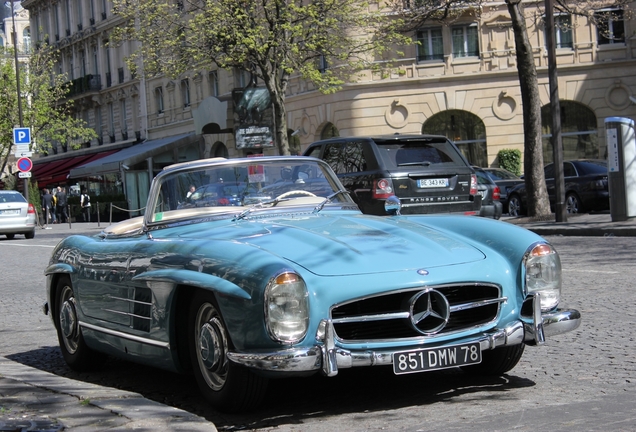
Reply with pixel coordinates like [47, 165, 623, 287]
[384, 195, 401, 216]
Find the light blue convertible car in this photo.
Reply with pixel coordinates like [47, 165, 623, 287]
[44, 156, 580, 412]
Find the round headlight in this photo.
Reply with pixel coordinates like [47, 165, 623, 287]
[524, 243, 562, 311]
[264, 272, 309, 344]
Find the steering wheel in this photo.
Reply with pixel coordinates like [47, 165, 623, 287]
[275, 190, 317, 200]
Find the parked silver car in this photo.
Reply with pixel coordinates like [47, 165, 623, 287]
[0, 191, 36, 239]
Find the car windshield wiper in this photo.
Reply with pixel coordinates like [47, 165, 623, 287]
[397, 161, 432, 167]
[233, 196, 292, 221]
[313, 190, 351, 213]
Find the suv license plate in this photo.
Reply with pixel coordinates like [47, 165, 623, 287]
[417, 178, 448, 188]
[392, 342, 481, 375]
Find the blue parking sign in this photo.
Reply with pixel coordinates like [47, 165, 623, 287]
[13, 127, 31, 145]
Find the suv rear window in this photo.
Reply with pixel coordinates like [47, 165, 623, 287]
[374, 138, 468, 169]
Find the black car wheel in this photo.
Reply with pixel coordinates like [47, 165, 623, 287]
[55, 276, 103, 371]
[189, 290, 268, 412]
[462, 344, 525, 376]
[565, 193, 583, 214]
[507, 194, 523, 217]
[5, 234, 15, 240]
[25, 230, 35, 239]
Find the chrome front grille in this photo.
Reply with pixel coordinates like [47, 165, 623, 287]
[331, 283, 503, 342]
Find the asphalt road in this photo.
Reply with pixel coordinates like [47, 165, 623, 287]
[1, 224, 635, 431]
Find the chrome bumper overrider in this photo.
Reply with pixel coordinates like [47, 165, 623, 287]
[228, 302, 581, 377]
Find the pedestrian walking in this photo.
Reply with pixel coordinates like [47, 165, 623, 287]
[80, 189, 91, 222]
[56, 186, 68, 223]
[41, 189, 55, 226]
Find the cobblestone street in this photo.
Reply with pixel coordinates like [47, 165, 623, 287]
[1, 226, 635, 430]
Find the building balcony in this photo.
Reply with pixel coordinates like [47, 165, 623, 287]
[67, 74, 102, 97]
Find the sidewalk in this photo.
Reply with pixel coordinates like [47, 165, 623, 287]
[0, 357, 216, 431]
[503, 210, 636, 237]
[2, 211, 634, 431]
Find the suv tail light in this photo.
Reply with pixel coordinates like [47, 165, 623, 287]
[493, 186, 501, 201]
[372, 178, 394, 199]
[469, 174, 478, 196]
[27, 203, 36, 214]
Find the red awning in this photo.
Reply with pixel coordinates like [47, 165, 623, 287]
[32, 150, 119, 187]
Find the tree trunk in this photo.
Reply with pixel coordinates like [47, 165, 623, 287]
[271, 91, 291, 156]
[506, 0, 551, 218]
[263, 70, 291, 156]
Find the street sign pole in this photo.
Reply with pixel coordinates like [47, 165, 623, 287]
[11, 0, 27, 203]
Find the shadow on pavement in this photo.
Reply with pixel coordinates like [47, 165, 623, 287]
[7, 347, 536, 430]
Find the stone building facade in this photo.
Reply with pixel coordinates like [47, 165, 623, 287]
[21, 1, 636, 204]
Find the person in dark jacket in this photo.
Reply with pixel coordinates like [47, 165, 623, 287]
[56, 186, 68, 223]
[41, 189, 55, 226]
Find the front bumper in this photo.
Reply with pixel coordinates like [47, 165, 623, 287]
[228, 303, 581, 377]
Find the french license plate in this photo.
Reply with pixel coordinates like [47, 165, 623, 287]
[0, 209, 20, 215]
[392, 342, 481, 375]
[417, 178, 448, 188]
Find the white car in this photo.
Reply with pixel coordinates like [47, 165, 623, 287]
[0, 191, 36, 239]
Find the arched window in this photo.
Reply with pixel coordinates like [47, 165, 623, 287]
[422, 110, 487, 166]
[320, 123, 339, 140]
[541, 101, 598, 163]
[212, 142, 228, 158]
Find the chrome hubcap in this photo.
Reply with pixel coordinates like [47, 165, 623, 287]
[195, 303, 229, 391]
[60, 300, 77, 340]
[59, 286, 79, 354]
[199, 321, 222, 370]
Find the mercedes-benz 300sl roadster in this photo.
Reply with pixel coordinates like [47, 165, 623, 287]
[44, 156, 580, 412]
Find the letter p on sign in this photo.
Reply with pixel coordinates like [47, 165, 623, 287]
[13, 127, 31, 145]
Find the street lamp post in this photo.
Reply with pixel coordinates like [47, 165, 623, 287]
[545, 0, 566, 222]
[10, 0, 27, 202]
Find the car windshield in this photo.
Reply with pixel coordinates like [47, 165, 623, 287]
[149, 157, 351, 223]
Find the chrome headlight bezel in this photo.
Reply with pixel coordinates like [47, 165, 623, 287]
[264, 271, 309, 344]
[523, 242, 562, 311]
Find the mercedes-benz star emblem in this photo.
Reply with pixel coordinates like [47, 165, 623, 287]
[409, 289, 450, 335]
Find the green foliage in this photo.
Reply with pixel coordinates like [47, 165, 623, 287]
[28, 180, 41, 212]
[2, 173, 16, 190]
[497, 149, 522, 176]
[0, 46, 97, 173]
[111, 0, 411, 155]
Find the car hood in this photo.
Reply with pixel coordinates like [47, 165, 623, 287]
[175, 214, 486, 276]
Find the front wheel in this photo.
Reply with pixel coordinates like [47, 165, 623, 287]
[462, 344, 525, 376]
[188, 290, 268, 412]
[54, 276, 103, 371]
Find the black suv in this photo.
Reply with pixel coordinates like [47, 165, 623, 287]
[304, 135, 481, 215]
